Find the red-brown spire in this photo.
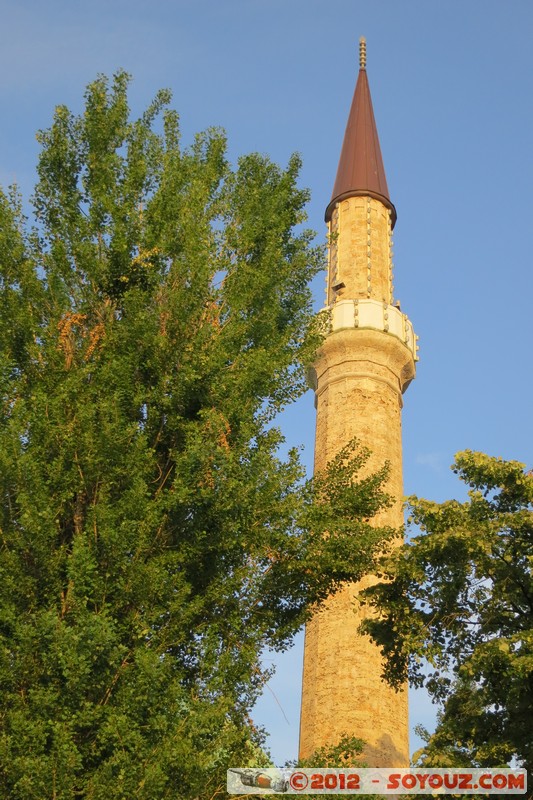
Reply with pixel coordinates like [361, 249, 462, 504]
[325, 38, 396, 227]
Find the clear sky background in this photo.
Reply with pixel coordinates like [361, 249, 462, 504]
[1, 0, 532, 767]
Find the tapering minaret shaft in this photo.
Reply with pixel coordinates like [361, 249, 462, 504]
[299, 40, 417, 767]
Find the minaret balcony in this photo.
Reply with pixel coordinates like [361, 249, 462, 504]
[325, 298, 419, 362]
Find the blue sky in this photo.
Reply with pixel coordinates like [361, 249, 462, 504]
[1, 0, 532, 766]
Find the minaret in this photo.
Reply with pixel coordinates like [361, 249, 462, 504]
[299, 39, 418, 767]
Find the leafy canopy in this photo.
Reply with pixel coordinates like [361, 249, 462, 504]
[362, 450, 533, 773]
[0, 72, 396, 799]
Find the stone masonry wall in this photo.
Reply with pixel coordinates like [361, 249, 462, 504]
[328, 196, 393, 306]
[299, 325, 414, 766]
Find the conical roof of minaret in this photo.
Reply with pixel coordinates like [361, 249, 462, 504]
[325, 38, 397, 228]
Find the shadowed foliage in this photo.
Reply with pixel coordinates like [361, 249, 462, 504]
[363, 450, 533, 780]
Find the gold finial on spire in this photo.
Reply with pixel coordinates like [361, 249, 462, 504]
[359, 36, 367, 69]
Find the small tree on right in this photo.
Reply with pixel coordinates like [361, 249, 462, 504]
[362, 450, 533, 774]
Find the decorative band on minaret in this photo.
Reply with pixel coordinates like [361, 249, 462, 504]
[299, 40, 418, 767]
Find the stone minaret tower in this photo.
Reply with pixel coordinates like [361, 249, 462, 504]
[299, 39, 418, 767]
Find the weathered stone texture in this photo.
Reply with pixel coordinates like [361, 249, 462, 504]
[329, 197, 392, 305]
[299, 194, 415, 767]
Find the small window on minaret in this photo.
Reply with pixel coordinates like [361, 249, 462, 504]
[328, 206, 339, 305]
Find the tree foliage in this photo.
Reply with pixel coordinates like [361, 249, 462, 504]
[362, 450, 533, 773]
[0, 72, 396, 799]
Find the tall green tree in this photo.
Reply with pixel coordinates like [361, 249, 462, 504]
[0, 73, 396, 799]
[362, 450, 533, 774]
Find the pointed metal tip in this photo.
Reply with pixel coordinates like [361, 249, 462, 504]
[359, 37, 367, 70]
